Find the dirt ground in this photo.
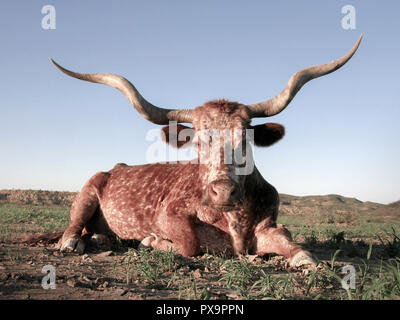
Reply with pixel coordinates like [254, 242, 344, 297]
[0, 239, 379, 300]
[0, 242, 136, 300]
[0, 192, 399, 300]
[0, 240, 229, 300]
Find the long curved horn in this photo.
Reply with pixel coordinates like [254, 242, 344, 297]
[50, 59, 193, 124]
[247, 34, 363, 118]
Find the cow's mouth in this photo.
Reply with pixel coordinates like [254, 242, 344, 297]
[215, 204, 234, 209]
[212, 202, 243, 212]
[201, 192, 244, 211]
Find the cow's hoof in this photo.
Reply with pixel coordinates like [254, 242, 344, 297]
[138, 233, 158, 250]
[89, 234, 110, 248]
[61, 237, 85, 254]
[289, 250, 318, 268]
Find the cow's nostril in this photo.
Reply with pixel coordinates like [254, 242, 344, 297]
[210, 187, 218, 196]
[208, 180, 241, 205]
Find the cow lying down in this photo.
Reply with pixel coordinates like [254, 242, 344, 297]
[25, 35, 362, 268]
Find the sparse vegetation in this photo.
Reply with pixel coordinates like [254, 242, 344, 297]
[220, 258, 261, 298]
[0, 190, 399, 300]
[121, 248, 178, 284]
[0, 203, 69, 241]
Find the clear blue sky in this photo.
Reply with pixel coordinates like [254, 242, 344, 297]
[0, 1, 399, 204]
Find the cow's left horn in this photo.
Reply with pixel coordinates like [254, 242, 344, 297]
[247, 34, 363, 118]
[50, 59, 193, 125]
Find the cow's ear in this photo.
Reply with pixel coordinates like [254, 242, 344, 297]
[161, 124, 194, 148]
[249, 123, 285, 147]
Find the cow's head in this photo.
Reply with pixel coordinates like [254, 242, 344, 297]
[50, 35, 362, 208]
[160, 99, 285, 208]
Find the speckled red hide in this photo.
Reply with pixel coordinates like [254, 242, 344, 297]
[63, 100, 304, 259]
[75, 161, 280, 256]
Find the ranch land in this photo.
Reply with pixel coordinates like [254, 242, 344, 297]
[0, 190, 399, 300]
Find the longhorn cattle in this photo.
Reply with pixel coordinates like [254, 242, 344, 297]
[46, 35, 362, 267]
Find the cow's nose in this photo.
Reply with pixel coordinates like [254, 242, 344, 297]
[208, 180, 239, 205]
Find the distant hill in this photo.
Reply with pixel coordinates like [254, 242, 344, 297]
[279, 193, 384, 216]
[0, 189, 76, 206]
[387, 200, 400, 208]
[0, 189, 398, 222]
[365, 199, 400, 223]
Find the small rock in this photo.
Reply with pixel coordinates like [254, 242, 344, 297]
[302, 269, 310, 276]
[192, 269, 202, 279]
[246, 254, 258, 263]
[201, 253, 212, 260]
[129, 293, 145, 300]
[0, 273, 10, 281]
[97, 251, 113, 257]
[226, 293, 240, 300]
[81, 254, 93, 263]
[67, 279, 77, 288]
[115, 288, 127, 296]
[79, 276, 93, 286]
[101, 281, 109, 288]
[11, 272, 21, 280]
[317, 264, 325, 270]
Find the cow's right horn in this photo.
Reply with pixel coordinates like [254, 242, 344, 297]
[246, 34, 363, 118]
[50, 59, 193, 125]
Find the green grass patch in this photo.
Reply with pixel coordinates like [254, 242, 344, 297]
[0, 203, 69, 240]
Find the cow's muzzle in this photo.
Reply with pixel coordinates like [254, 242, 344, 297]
[207, 179, 241, 206]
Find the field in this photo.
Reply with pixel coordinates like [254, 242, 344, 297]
[0, 190, 399, 300]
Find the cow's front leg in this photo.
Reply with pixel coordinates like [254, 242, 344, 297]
[60, 172, 108, 254]
[253, 224, 318, 267]
[144, 207, 200, 257]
